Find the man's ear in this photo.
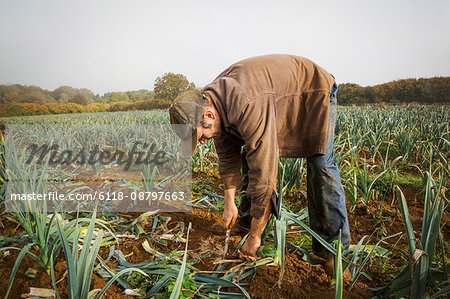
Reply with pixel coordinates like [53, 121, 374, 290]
[203, 107, 215, 120]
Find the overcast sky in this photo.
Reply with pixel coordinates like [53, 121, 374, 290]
[1, 0, 449, 95]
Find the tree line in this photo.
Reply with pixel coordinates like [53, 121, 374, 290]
[337, 76, 449, 104]
[0, 87, 172, 117]
[0, 100, 176, 117]
[0, 73, 196, 117]
[1, 75, 448, 117]
[0, 85, 157, 106]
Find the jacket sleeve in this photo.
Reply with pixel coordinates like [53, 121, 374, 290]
[237, 95, 278, 219]
[213, 134, 242, 190]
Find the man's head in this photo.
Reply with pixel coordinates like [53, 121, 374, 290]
[169, 90, 221, 156]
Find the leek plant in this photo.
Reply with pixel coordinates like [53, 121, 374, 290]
[366, 124, 387, 162]
[334, 138, 355, 170]
[334, 231, 343, 299]
[395, 129, 418, 161]
[374, 174, 448, 298]
[141, 162, 157, 193]
[345, 170, 359, 208]
[55, 208, 146, 299]
[345, 160, 388, 206]
[169, 222, 191, 299]
[278, 157, 305, 196]
[376, 142, 403, 173]
[417, 140, 450, 178]
[3, 143, 62, 273]
[192, 139, 217, 173]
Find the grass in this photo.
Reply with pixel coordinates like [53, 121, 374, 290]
[192, 177, 214, 198]
[128, 273, 163, 297]
[373, 171, 423, 193]
[367, 255, 400, 284]
[287, 232, 313, 252]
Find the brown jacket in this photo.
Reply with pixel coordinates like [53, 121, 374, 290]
[203, 54, 335, 219]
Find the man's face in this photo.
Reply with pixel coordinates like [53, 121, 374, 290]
[196, 107, 221, 144]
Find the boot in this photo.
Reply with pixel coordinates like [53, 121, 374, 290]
[313, 252, 352, 283]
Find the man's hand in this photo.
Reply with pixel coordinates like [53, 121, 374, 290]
[239, 200, 273, 261]
[239, 234, 261, 261]
[223, 188, 238, 229]
[223, 201, 238, 229]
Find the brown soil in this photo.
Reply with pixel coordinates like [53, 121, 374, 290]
[247, 253, 371, 299]
[0, 173, 447, 298]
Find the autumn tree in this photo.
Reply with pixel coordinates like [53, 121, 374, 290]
[2, 91, 20, 104]
[153, 72, 195, 102]
[425, 77, 450, 102]
[101, 91, 130, 103]
[53, 86, 94, 104]
[24, 91, 49, 105]
[69, 94, 88, 105]
[337, 83, 373, 104]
